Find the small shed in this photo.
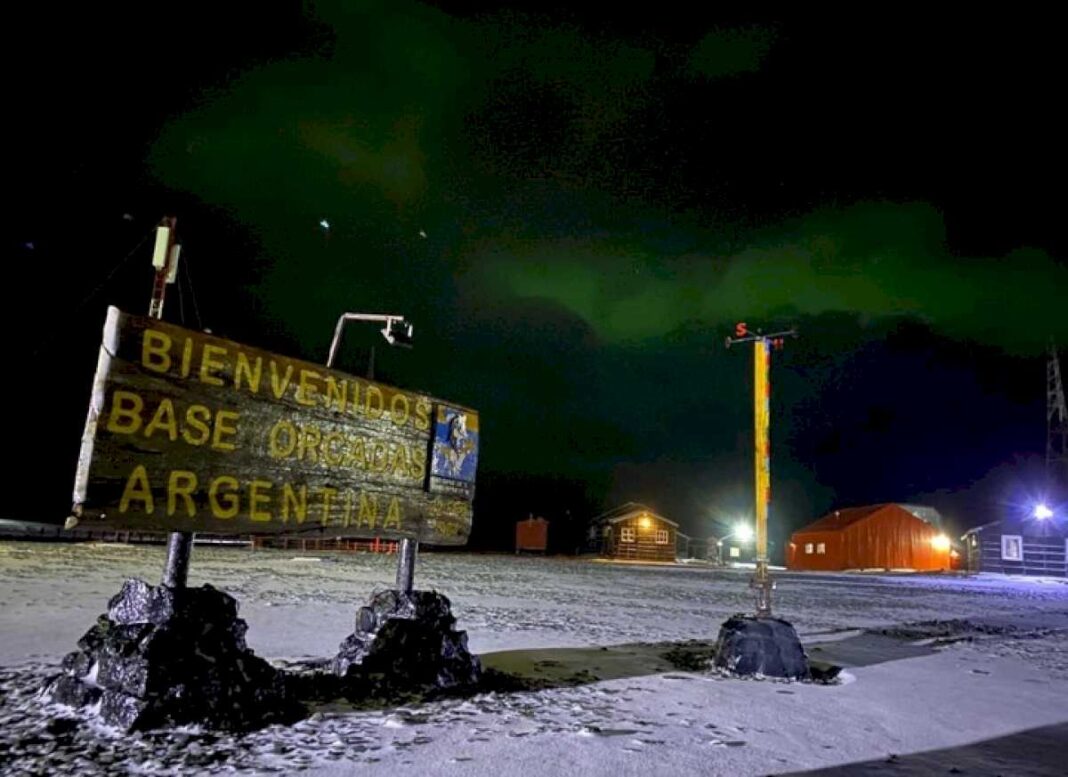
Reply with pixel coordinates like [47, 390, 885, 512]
[515, 515, 549, 553]
[963, 515, 1067, 577]
[788, 503, 951, 572]
[588, 503, 678, 562]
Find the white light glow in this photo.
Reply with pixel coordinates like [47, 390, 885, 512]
[1033, 503, 1054, 520]
[734, 524, 753, 543]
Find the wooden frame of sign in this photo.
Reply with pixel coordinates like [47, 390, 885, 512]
[71, 307, 478, 545]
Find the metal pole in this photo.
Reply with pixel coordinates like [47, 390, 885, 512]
[162, 530, 193, 587]
[325, 312, 418, 593]
[152, 217, 194, 589]
[751, 338, 773, 616]
[395, 538, 417, 593]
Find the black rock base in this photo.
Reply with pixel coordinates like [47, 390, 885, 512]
[45, 578, 303, 731]
[713, 614, 811, 679]
[333, 589, 481, 698]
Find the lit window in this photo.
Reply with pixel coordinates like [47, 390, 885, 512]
[816, 543, 826, 555]
[729, 546, 740, 558]
[1001, 535, 1023, 561]
[805, 543, 814, 554]
[621, 527, 636, 543]
[655, 529, 669, 544]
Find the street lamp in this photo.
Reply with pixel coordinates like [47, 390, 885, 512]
[327, 312, 413, 370]
[325, 311, 418, 594]
[716, 523, 754, 565]
[1033, 503, 1054, 520]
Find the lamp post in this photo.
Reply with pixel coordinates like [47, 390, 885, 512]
[326, 312, 417, 593]
[715, 524, 753, 565]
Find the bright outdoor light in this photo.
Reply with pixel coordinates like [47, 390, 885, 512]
[931, 534, 951, 552]
[734, 523, 753, 543]
[1033, 503, 1054, 520]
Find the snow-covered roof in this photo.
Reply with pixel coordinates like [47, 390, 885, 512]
[796, 503, 944, 534]
[590, 503, 679, 528]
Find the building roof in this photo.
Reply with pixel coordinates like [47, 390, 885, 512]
[591, 503, 679, 528]
[794, 503, 944, 535]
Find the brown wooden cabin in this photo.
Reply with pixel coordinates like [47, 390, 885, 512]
[963, 514, 1067, 577]
[588, 503, 678, 562]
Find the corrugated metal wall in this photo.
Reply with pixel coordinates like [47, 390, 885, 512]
[789, 505, 950, 571]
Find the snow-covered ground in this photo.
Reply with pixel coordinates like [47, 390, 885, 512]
[1, 541, 1067, 775]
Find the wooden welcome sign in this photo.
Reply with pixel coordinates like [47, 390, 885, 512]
[70, 307, 478, 545]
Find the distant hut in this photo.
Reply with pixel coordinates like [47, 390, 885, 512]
[515, 515, 549, 554]
[788, 503, 952, 572]
[962, 512, 1067, 577]
[588, 503, 678, 562]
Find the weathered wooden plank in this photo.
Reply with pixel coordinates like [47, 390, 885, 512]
[70, 307, 478, 544]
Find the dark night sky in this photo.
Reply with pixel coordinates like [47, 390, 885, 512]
[7, 3, 1066, 552]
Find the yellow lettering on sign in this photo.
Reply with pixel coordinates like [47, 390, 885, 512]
[325, 377, 346, 413]
[414, 399, 431, 431]
[297, 369, 321, 407]
[282, 483, 307, 524]
[358, 492, 378, 528]
[269, 419, 297, 459]
[199, 344, 227, 386]
[211, 410, 239, 451]
[298, 426, 321, 463]
[391, 445, 409, 477]
[320, 486, 338, 526]
[269, 361, 293, 399]
[181, 405, 212, 446]
[167, 470, 197, 517]
[323, 433, 345, 466]
[365, 386, 384, 419]
[343, 490, 354, 527]
[383, 497, 402, 530]
[106, 390, 144, 435]
[209, 476, 239, 519]
[142, 330, 172, 373]
[119, 465, 154, 514]
[390, 394, 410, 426]
[235, 352, 263, 394]
[410, 452, 426, 481]
[370, 442, 389, 473]
[179, 336, 194, 378]
[249, 480, 272, 522]
[144, 399, 178, 441]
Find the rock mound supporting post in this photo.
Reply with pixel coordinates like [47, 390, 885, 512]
[713, 614, 810, 679]
[46, 578, 302, 731]
[334, 589, 481, 697]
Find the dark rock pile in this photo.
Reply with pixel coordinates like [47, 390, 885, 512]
[45, 578, 303, 731]
[713, 614, 811, 679]
[333, 589, 481, 698]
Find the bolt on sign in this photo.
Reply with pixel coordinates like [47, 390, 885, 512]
[70, 307, 479, 544]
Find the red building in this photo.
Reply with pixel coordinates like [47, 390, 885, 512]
[788, 503, 951, 572]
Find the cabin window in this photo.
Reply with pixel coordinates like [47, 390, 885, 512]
[655, 529, 669, 544]
[816, 542, 826, 555]
[804, 543, 814, 554]
[1001, 535, 1023, 561]
[729, 546, 740, 558]
[621, 527, 636, 543]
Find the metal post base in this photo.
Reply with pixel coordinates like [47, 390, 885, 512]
[395, 538, 417, 593]
[749, 559, 774, 618]
[162, 531, 194, 588]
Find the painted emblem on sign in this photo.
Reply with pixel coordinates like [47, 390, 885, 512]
[431, 407, 478, 483]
